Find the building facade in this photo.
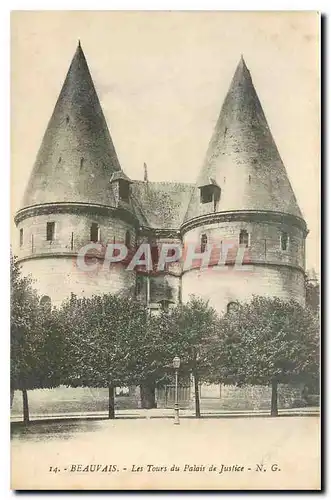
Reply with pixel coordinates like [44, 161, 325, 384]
[14, 44, 308, 410]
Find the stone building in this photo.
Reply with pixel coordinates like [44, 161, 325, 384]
[14, 43, 308, 410]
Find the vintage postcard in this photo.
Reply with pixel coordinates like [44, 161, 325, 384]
[10, 11, 320, 490]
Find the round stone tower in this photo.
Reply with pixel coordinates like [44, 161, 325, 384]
[181, 57, 308, 313]
[14, 43, 136, 305]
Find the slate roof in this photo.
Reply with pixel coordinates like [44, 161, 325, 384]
[20, 46, 305, 234]
[131, 181, 194, 230]
[21, 42, 121, 208]
[184, 56, 304, 222]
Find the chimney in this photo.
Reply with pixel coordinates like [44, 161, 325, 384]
[143, 162, 148, 182]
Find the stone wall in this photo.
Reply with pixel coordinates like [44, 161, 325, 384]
[182, 219, 305, 272]
[215, 384, 303, 411]
[181, 218, 305, 313]
[15, 211, 136, 305]
[182, 264, 305, 313]
[19, 256, 135, 306]
[16, 211, 136, 260]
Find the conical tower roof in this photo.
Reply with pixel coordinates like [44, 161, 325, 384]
[21, 42, 122, 208]
[184, 56, 304, 223]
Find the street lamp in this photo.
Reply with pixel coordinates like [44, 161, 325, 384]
[173, 356, 181, 425]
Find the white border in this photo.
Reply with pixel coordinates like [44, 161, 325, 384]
[2, 3, 326, 499]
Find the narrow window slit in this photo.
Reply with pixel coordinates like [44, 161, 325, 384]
[239, 229, 249, 248]
[46, 222, 55, 242]
[201, 234, 208, 253]
[281, 232, 289, 251]
[90, 223, 99, 243]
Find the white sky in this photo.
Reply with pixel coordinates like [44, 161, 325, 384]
[11, 11, 320, 272]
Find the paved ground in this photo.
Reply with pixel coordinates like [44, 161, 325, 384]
[11, 416, 320, 490]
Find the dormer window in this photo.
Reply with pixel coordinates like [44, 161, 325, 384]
[200, 185, 214, 203]
[119, 180, 130, 202]
[198, 179, 221, 207]
[110, 171, 133, 203]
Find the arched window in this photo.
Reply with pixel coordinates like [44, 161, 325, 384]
[90, 223, 99, 243]
[227, 301, 239, 314]
[40, 295, 51, 311]
[201, 233, 208, 253]
[125, 230, 131, 248]
[239, 229, 249, 248]
[19, 228, 23, 247]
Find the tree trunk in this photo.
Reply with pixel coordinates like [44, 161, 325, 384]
[271, 379, 278, 416]
[108, 385, 115, 419]
[193, 370, 201, 418]
[22, 389, 29, 424]
[140, 383, 156, 409]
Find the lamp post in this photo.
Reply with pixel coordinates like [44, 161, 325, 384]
[173, 356, 181, 425]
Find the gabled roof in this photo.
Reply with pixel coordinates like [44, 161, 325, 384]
[21, 42, 121, 208]
[197, 177, 220, 188]
[184, 56, 304, 223]
[110, 171, 133, 184]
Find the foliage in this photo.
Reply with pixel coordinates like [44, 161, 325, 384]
[58, 293, 148, 388]
[209, 296, 320, 389]
[57, 294, 219, 397]
[11, 259, 320, 418]
[144, 296, 219, 384]
[10, 255, 62, 392]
